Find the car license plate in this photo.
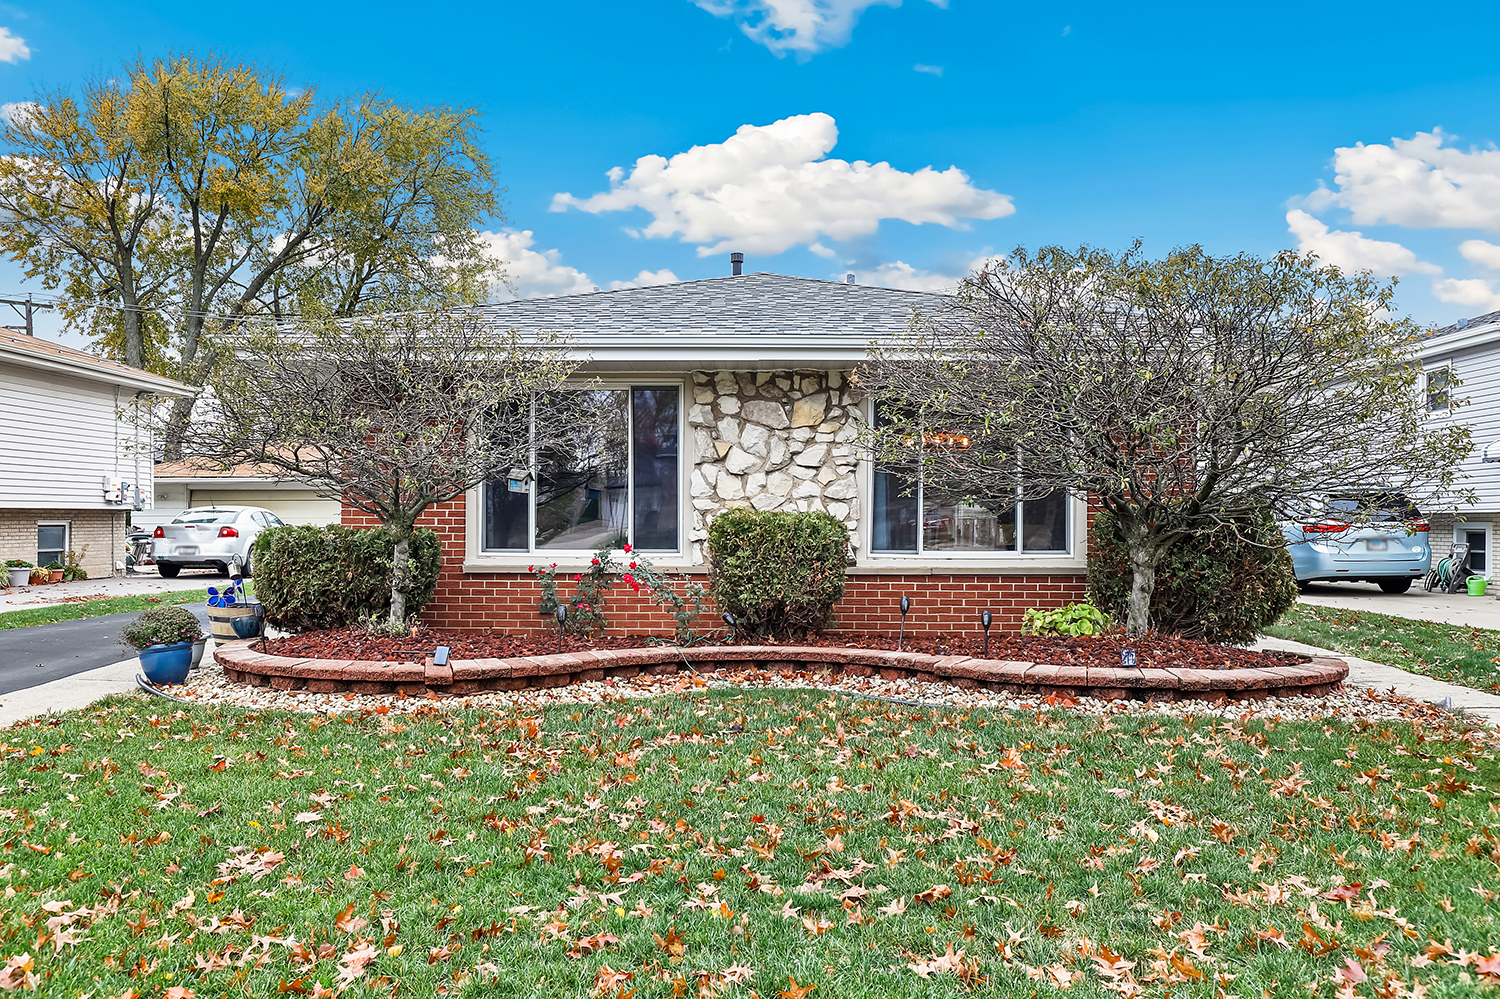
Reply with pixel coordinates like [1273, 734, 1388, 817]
[176, 546, 198, 556]
[1366, 539, 1387, 551]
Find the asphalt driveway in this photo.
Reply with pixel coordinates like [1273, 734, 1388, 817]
[0, 604, 211, 695]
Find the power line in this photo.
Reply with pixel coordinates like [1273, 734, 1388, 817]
[0, 295, 55, 336]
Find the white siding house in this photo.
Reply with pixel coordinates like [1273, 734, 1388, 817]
[1420, 310, 1500, 578]
[0, 328, 195, 579]
[135, 460, 342, 531]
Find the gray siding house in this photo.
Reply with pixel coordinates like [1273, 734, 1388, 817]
[1421, 310, 1500, 577]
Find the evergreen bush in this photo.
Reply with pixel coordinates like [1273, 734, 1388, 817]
[252, 525, 441, 632]
[1087, 510, 1298, 644]
[707, 509, 848, 637]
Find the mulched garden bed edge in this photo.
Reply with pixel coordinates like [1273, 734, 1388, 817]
[214, 642, 1348, 703]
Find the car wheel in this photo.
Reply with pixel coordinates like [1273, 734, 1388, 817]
[157, 563, 181, 579]
[1295, 580, 1309, 593]
[1379, 578, 1414, 594]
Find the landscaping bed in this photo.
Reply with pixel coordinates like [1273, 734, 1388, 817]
[220, 630, 1341, 704]
[260, 627, 1310, 670]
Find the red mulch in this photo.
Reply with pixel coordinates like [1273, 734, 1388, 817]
[256, 628, 1306, 671]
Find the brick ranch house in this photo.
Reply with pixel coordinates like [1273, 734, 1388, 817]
[343, 271, 1088, 636]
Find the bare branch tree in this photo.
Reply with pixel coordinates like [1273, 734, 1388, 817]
[863, 243, 1474, 636]
[188, 310, 578, 625]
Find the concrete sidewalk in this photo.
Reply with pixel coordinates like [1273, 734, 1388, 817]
[1255, 635, 1500, 727]
[1296, 580, 1500, 630]
[0, 655, 144, 727]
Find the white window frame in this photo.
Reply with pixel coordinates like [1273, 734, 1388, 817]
[1423, 362, 1454, 415]
[1455, 522, 1491, 579]
[858, 400, 1086, 570]
[465, 377, 690, 568]
[36, 521, 69, 566]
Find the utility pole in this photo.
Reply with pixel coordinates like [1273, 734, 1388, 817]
[0, 295, 55, 336]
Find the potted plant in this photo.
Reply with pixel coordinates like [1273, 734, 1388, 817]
[62, 546, 89, 582]
[29, 567, 48, 585]
[205, 577, 265, 641]
[44, 561, 65, 584]
[122, 605, 203, 685]
[4, 559, 31, 588]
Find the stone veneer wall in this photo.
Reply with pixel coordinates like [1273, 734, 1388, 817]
[0, 508, 125, 578]
[686, 369, 860, 561]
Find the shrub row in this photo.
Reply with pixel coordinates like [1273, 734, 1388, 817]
[252, 526, 441, 632]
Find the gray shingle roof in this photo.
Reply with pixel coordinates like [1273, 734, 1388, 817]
[474, 272, 949, 341]
[1429, 308, 1500, 339]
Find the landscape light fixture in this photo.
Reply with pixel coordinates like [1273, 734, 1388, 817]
[980, 610, 992, 658]
[722, 611, 738, 641]
[556, 604, 568, 654]
[898, 595, 911, 650]
[1121, 648, 1137, 668]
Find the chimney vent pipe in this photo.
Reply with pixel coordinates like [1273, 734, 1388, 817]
[730, 252, 744, 276]
[845, 273, 855, 284]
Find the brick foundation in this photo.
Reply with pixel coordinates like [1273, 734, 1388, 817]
[0, 508, 126, 578]
[344, 498, 1088, 634]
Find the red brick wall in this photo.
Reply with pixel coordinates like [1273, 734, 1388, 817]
[344, 495, 1087, 635]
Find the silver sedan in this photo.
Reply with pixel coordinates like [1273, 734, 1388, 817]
[151, 506, 285, 578]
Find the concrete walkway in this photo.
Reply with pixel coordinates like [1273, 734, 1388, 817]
[0, 570, 223, 614]
[1255, 635, 1500, 727]
[1296, 580, 1500, 630]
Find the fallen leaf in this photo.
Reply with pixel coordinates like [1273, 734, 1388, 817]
[778, 976, 816, 999]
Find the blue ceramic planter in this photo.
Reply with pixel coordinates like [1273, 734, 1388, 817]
[229, 601, 266, 640]
[139, 640, 192, 685]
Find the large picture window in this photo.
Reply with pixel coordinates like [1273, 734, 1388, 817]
[870, 409, 1068, 556]
[481, 385, 680, 554]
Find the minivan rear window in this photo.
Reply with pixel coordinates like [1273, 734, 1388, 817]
[1324, 494, 1421, 521]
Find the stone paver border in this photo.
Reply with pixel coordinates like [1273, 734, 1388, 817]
[214, 643, 1347, 703]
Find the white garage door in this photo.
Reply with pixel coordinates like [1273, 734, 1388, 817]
[189, 489, 341, 526]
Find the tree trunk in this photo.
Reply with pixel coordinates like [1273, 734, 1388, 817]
[389, 533, 411, 627]
[1125, 538, 1158, 638]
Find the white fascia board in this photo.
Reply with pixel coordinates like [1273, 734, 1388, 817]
[1419, 324, 1500, 360]
[0, 344, 198, 397]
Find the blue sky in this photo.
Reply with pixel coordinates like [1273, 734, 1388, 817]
[4, 0, 1500, 341]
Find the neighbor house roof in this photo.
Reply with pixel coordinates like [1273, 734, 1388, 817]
[1421, 309, 1500, 359]
[0, 327, 196, 396]
[475, 273, 951, 369]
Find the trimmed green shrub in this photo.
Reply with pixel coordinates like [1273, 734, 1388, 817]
[707, 509, 848, 637]
[252, 525, 442, 633]
[1087, 510, 1298, 644]
[121, 605, 202, 649]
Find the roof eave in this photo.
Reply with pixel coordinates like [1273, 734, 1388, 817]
[0, 342, 198, 396]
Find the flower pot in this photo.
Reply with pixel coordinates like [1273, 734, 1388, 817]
[139, 641, 193, 685]
[4, 566, 29, 587]
[29, 570, 48, 585]
[190, 636, 208, 669]
[208, 600, 265, 641]
[48, 568, 64, 584]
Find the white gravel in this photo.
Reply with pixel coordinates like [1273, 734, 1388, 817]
[155, 659, 1483, 735]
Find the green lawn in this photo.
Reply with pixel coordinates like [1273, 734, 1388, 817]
[0, 589, 211, 631]
[1267, 604, 1500, 694]
[2, 692, 1498, 997]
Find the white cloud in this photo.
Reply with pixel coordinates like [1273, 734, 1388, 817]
[0, 101, 38, 127]
[851, 254, 998, 292]
[913, 63, 942, 76]
[609, 268, 680, 290]
[0, 28, 29, 64]
[1432, 277, 1500, 311]
[694, 0, 943, 57]
[1285, 209, 1439, 277]
[1460, 239, 1500, 270]
[552, 112, 1013, 257]
[1311, 129, 1500, 232]
[478, 229, 595, 300]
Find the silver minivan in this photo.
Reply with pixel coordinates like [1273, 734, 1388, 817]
[151, 506, 285, 577]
